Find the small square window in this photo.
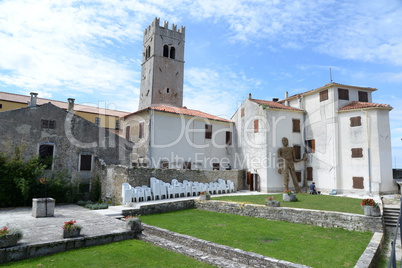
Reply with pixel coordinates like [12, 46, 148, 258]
[350, 116, 362, 127]
[353, 177, 364, 189]
[338, 88, 349, 100]
[160, 160, 169, 169]
[212, 163, 220, 170]
[41, 119, 49, 128]
[358, 91, 368, 102]
[183, 161, 191, 170]
[352, 148, 363, 158]
[48, 120, 56, 129]
[319, 90, 328, 102]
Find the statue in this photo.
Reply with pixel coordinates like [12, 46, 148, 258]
[277, 137, 307, 193]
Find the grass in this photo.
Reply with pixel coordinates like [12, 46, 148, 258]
[141, 209, 373, 268]
[1, 239, 214, 268]
[211, 193, 365, 214]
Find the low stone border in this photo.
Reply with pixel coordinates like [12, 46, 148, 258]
[142, 224, 310, 268]
[195, 200, 384, 233]
[355, 232, 384, 268]
[0, 231, 137, 264]
[122, 200, 195, 217]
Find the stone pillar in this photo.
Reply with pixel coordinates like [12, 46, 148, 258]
[32, 198, 55, 217]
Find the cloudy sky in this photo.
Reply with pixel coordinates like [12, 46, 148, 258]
[1, 0, 401, 167]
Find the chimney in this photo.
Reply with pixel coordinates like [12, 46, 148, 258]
[285, 91, 289, 106]
[248, 93, 252, 99]
[68, 98, 75, 113]
[29, 92, 38, 107]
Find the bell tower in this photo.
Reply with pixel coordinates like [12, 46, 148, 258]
[138, 18, 185, 110]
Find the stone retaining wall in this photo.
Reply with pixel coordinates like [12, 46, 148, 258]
[195, 200, 384, 233]
[0, 232, 137, 264]
[142, 224, 310, 268]
[122, 200, 195, 217]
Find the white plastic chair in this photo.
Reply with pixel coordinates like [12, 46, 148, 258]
[122, 183, 132, 203]
[142, 185, 152, 201]
[226, 180, 234, 193]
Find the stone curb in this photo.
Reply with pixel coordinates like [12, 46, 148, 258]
[0, 231, 137, 264]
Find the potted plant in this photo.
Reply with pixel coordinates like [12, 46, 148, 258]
[283, 190, 297, 202]
[360, 198, 381, 217]
[62, 220, 82, 238]
[125, 216, 143, 234]
[265, 196, 280, 207]
[199, 191, 211, 201]
[0, 226, 23, 248]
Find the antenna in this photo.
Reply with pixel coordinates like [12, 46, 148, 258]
[329, 68, 333, 83]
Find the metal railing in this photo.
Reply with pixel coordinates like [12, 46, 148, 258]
[388, 197, 402, 268]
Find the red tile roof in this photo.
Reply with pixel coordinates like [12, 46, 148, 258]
[339, 101, 392, 111]
[279, 83, 377, 102]
[122, 105, 232, 123]
[0, 91, 129, 117]
[250, 99, 303, 111]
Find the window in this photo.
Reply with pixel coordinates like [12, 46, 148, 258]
[139, 122, 144, 139]
[0, 104, 2, 109]
[212, 163, 220, 170]
[350, 116, 362, 127]
[79, 154, 92, 171]
[41, 119, 56, 129]
[320, 89, 328, 102]
[358, 91, 368, 102]
[95, 117, 100, 125]
[205, 124, 212, 139]
[125, 126, 130, 140]
[306, 139, 315, 153]
[39, 144, 54, 170]
[183, 161, 191, 170]
[160, 160, 169, 169]
[293, 145, 301, 160]
[166, 88, 170, 93]
[338, 88, 349, 100]
[241, 108, 245, 117]
[145, 46, 151, 60]
[226, 131, 232, 145]
[352, 148, 363, 158]
[115, 120, 120, 130]
[296, 171, 302, 182]
[353, 177, 364, 189]
[170, 47, 175, 59]
[292, 119, 300, 133]
[306, 167, 313, 181]
[163, 45, 169, 57]
[254, 119, 259, 133]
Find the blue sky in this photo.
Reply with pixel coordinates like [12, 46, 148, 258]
[0, 0, 401, 167]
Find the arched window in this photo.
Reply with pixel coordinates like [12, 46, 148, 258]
[163, 45, 169, 57]
[170, 47, 175, 59]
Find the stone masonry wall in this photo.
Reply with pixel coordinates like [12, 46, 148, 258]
[195, 200, 384, 233]
[101, 165, 245, 204]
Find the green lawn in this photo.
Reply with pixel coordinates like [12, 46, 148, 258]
[141, 209, 372, 268]
[212, 193, 365, 214]
[1, 239, 214, 268]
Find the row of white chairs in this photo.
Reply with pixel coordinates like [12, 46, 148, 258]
[122, 178, 235, 203]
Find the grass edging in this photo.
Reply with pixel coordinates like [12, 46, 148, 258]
[355, 232, 384, 268]
[141, 223, 310, 268]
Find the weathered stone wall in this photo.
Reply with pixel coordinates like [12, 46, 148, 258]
[195, 200, 384, 233]
[121, 200, 195, 217]
[100, 165, 245, 204]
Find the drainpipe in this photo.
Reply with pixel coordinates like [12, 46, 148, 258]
[148, 109, 154, 168]
[364, 110, 372, 196]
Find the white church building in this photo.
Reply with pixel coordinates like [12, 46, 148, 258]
[121, 18, 395, 195]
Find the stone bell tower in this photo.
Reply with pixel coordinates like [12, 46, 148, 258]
[138, 18, 185, 110]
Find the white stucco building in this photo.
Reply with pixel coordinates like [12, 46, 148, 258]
[232, 83, 395, 195]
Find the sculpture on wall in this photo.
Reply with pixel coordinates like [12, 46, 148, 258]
[277, 137, 307, 193]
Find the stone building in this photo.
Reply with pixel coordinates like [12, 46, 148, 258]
[0, 100, 133, 191]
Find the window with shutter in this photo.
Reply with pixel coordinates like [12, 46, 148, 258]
[307, 167, 313, 181]
[319, 89, 328, 102]
[338, 88, 349, 100]
[241, 108, 245, 117]
[350, 116, 362, 127]
[254, 119, 259, 133]
[352, 148, 363, 158]
[125, 126, 130, 140]
[358, 91, 368, 102]
[306, 139, 315, 153]
[293, 119, 300, 133]
[296, 171, 302, 182]
[353, 177, 364, 189]
[293, 145, 301, 160]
